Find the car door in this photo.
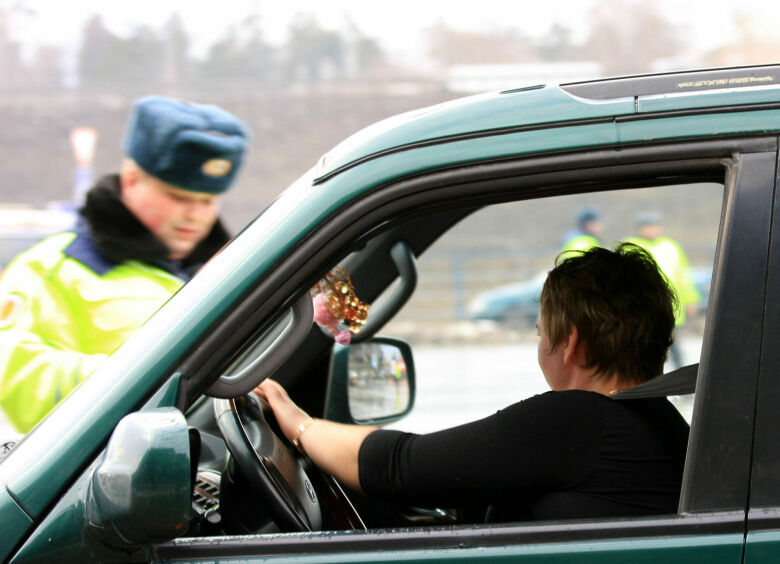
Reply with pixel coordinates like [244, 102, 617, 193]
[148, 138, 774, 563]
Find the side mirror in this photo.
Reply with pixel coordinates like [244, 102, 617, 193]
[85, 408, 191, 546]
[325, 336, 416, 425]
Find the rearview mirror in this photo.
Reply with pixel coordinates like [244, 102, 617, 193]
[325, 336, 415, 425]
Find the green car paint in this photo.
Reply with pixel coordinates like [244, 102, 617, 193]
[7, 381, 188, 564]
[314, 87, 636, 180]
[744, 530, 780, 563]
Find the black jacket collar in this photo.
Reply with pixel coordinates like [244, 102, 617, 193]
[77, 174, 231, 277]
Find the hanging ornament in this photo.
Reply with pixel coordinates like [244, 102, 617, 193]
[311, 267, 370, 345]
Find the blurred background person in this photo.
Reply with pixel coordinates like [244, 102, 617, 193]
[0, 95, 250, 433]
[560, 206, 604, 256]
[626, 211, 700, 368]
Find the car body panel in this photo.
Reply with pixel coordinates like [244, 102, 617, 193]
[0, 371, 182, 519]
[9, 466, 152, 564]
[9, 408, 190, 564]
[746, 531, 780, 563]
[617, 109, 780, 144]
[0, 489, 32, 563]
[314, 87, 635, 180]
[316, 70, 780, 182]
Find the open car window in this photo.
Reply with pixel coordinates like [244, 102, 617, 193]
[381, 182, 722, 431]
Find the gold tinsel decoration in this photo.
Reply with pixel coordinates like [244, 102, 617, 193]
[311, 267, 370, 335]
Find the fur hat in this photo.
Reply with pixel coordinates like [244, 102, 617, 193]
[123, 96, 249, 194]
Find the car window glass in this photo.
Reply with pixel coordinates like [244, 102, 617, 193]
[381, 182, 722, 432]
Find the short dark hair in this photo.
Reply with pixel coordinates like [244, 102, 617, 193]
[540, 243, 676, 384]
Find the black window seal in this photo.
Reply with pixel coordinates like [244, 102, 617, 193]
[156, 510, 745, 560]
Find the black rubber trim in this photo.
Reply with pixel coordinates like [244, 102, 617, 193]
[748, 507, 780, 532]
[155, 511, 745, 560]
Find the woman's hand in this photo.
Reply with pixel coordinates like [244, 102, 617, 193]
[253, 378, 311, 444]
[253, 377, 376, 493]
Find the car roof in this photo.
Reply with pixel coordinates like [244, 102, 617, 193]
[314, 64, 780, 183]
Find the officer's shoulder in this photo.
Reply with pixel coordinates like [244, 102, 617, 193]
[5, 231, 78, 272]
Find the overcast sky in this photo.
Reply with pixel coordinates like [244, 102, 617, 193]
[9, 0, 780, 65]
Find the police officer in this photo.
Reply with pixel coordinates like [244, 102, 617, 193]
[0, 96, 250, 432]
[626, 211, 701, 368]
[560, 206, 604, 255]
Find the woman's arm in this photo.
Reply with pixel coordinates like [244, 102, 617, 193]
[254, 378, 377, 493]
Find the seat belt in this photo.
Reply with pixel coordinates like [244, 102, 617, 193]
[611, 363, 698, 399]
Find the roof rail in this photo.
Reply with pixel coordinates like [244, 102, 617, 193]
[561, 64, 780, 100]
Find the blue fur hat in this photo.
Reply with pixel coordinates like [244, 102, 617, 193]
[123, 96, 249, 194]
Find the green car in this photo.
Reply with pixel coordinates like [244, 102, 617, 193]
[4, 64, 780, 563]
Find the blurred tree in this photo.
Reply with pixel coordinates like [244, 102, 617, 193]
[426, 23, 536, 66]
[79, 16, 170, 92]
[196, 14, 276, 84]
[342, 20, 385, 77]
[0, 3, 28, 93]
[162, 15, 190, 92]
[583, 0, 682, 75]
[78, 15, 120, 88]
[284, 15, 343, 81]
[701, 14, 780, 67]
[123, 25, 166, 82]
[28, 45, 62, 91]
[537, 24, 578, 62]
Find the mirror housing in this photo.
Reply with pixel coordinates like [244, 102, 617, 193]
[325, 336, 416, 425]
[85, 408, 191, 546]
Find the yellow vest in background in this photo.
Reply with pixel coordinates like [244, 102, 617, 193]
[625, 236, 701, 326]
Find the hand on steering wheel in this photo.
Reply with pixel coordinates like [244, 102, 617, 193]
[213, 392, 364, 533]
[253, 379, 311, 445]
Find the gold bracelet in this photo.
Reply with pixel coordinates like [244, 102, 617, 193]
[291, 417, 316, 451]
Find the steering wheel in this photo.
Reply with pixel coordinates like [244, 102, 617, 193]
[213, 394, 365, 533]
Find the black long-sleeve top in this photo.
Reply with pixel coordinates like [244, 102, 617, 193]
[358, 390, 690, 522]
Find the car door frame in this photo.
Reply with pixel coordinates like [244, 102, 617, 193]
[743, 139, 780, 562]
[154, 135, 777, 563]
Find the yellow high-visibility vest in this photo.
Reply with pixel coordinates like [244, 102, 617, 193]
[0, 232, 184, 432]
[625, 236, 701, 326]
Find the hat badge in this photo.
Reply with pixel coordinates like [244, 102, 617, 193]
[202, 158, 233, 177]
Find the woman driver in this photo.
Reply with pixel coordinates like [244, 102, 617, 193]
[255, 244, 690, 521]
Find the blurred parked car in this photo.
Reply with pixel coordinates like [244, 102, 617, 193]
[0, 206, 75, 270]
[468, 266, 712, 327]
